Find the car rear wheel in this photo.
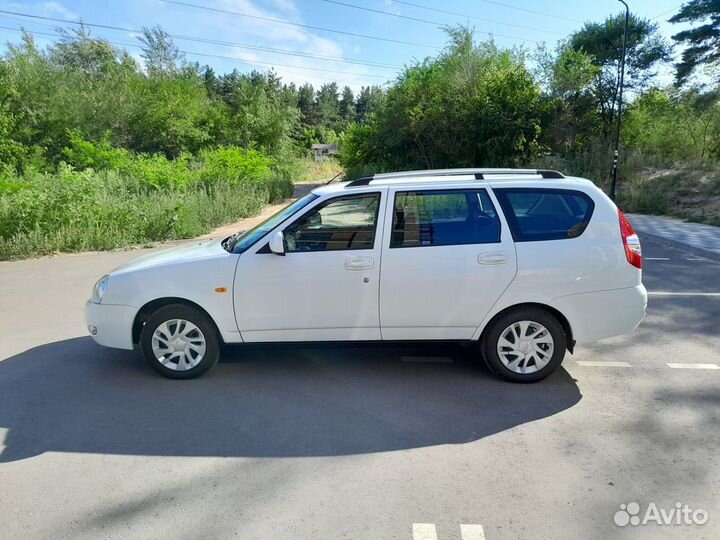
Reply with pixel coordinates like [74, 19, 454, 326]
[140, 304, 220, 379]
[481, 307, 567, 383]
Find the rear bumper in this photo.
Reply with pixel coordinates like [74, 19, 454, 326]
[552, 284, 648, 344]
[84, 300, 136, 350]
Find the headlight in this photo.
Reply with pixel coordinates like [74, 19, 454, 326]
[91, 275, 109, 304]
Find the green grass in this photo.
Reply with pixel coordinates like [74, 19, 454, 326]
[0, 181, 286, 260]
[294, 158, 343, 183]
[0, 148, 297, 260]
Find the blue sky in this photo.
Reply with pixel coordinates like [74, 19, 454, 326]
[0, 0, 689, 90]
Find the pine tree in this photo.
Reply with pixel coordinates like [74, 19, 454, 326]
[669, 0, 720, 84]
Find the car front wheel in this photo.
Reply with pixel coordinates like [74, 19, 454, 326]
[482, 307, 567, 383]
[140, 304, 220, 379]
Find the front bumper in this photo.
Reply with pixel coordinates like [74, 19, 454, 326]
[84, 300, 137, 350]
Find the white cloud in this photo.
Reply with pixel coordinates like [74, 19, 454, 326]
[173, 0, 396, 90]
[303, 34, 343, 58]
[228, 48, 261, 63]
[213, 0, 308, 43]
[270, 0, 297, 13]
[225, 43, 390, 92]
[0, 0, 78, 20]
[37, 1, 76, 19]
[382, 0, 402, 16]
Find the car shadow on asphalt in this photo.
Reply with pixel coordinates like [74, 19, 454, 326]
[0, 337, 581, 462]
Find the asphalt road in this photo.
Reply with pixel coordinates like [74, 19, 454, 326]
[0, 237, 718, 540]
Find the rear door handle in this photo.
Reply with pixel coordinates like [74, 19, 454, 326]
[477, 251, 508, 265]
[345, 256, 374, 271]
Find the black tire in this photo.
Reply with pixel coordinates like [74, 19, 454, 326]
[481, 307, 567, 383]
[140, 304, 220, 379]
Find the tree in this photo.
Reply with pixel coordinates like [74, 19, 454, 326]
[355, 85, 385, 123]
[201, 65, 220, 96]
[139, 26, 184, 77]
[50, 25, 125, 78]
[339, 86, 355, 122]
[623, 87, 720, 160]
[669, 0, 720, 84]
[1, 30, 139, 159]
[0, 61, 27, 168]
[297, 83, 315, 123]
[315, 82, 340, 128]
[534, 43, 601, 152]
[569, 13, 672, 137]
[128, 75, 211, 157]
[341, 27, 545, 171]
[281, 82, 298, 109]
[208, 71, 299, 152]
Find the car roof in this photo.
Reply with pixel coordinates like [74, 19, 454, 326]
[311, 169, 594, 196]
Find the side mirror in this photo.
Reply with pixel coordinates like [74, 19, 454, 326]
[269, 231, 285, 256]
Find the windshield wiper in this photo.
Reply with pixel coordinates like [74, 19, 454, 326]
[222, 230, 247, 252]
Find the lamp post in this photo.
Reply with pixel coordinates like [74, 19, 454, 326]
[610, 0, 630, 200]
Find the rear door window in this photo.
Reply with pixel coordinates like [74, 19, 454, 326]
[494, 188, 594, 242]
[391, 189, 501, 248]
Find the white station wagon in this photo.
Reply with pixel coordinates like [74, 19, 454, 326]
[86, 169, 647, 382]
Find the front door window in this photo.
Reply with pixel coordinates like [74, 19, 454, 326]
[284, 193, 381, 252]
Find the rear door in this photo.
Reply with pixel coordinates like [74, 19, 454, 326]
[379, 186, 517, 340]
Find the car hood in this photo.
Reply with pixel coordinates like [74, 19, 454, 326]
[111, 238, 230, 275]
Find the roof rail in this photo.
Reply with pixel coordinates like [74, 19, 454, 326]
[347, 176, 373, 186]
[345, 168, 565, 187]
[535, 169, 565, 179]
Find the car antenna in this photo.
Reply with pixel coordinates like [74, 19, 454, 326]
[325, 171, 345, 185]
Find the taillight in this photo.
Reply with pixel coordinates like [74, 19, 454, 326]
[618, 209, 642, 269]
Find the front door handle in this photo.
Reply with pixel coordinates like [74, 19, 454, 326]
[478, 251, 509, 265]
[345, 256, 374, 271]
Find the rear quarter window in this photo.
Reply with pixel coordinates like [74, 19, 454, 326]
[494, 188, 595, 242]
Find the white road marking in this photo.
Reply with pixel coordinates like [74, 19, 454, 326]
[576, 361, 631, 367]
[666, 363, 720, 370]
[412, 523, 437, 540]
[460, 524, 486, 540]
[401, 356, 453, 363]
[412, 524, 486, 540]
[645, 257, 670, 261]
[648, 292, 720, 297]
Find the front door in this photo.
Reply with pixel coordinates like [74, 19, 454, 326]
[234, 190, 386, 342]
[379, 186, 517, 340]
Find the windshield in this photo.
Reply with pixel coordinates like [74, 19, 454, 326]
[228, 193, 319, 253]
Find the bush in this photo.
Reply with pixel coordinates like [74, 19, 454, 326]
[0, 143, 299, 259]
[63, 130, 132, 171]
[197, 146, 272, 187]
[123, 152, 195, 191]
[64, 134, 195, 191]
